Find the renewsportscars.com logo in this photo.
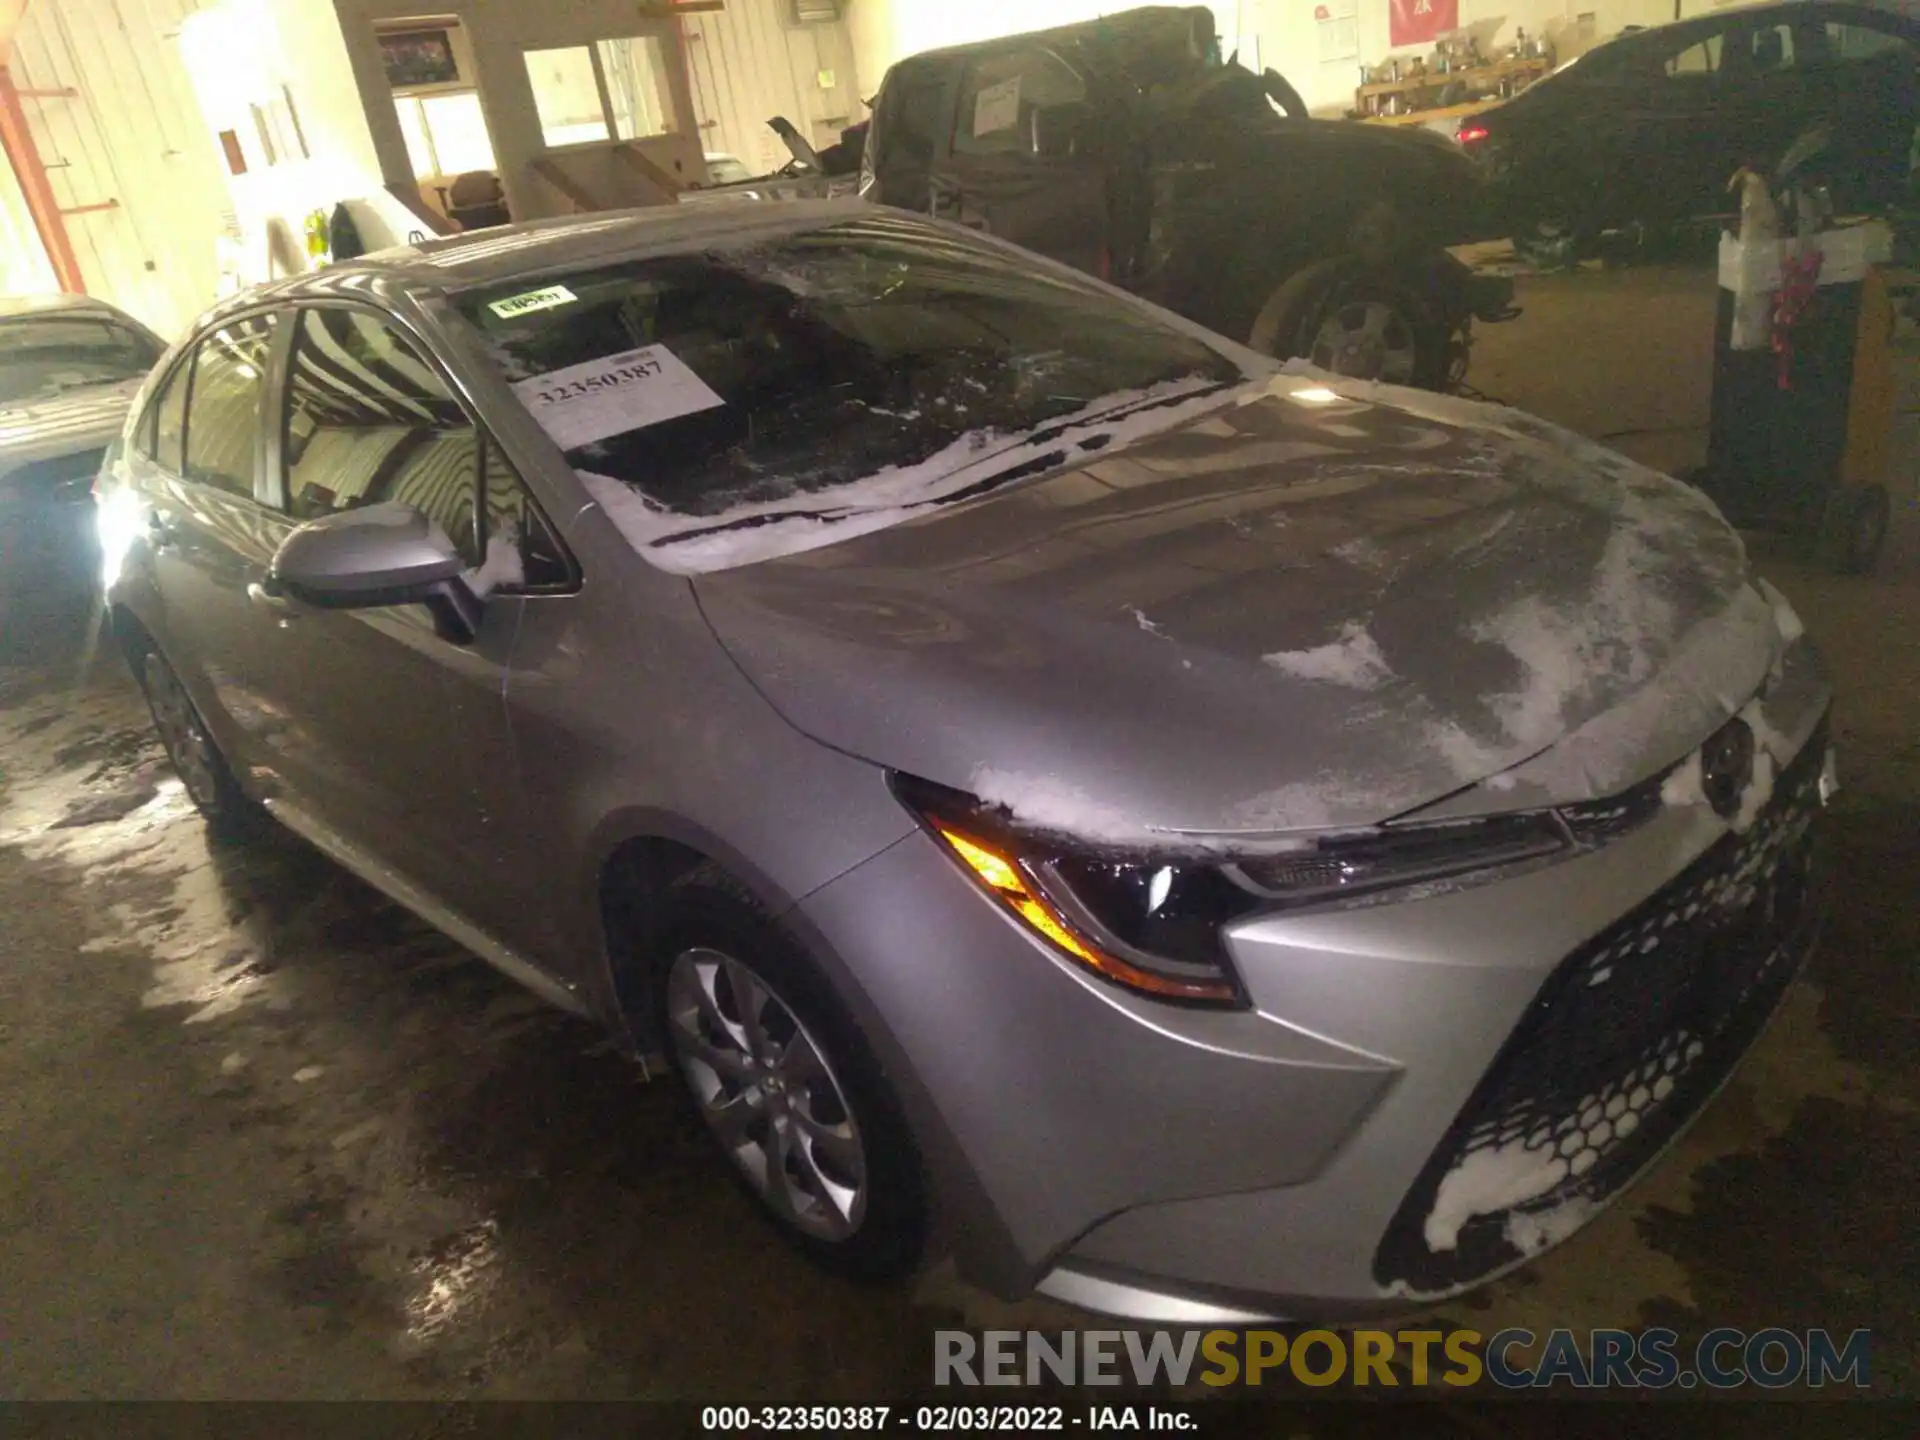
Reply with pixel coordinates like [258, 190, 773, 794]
[934, 1327, 1871, 1391]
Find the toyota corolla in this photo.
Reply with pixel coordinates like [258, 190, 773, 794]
[95, 201, 1830, 1321]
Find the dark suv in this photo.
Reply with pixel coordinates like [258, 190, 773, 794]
[856, 5, 1515, 390]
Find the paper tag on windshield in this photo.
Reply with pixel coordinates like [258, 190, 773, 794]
[489, 284, 576, 319]
[511, 344, 724, 450]
[972, 75, 1021, 136]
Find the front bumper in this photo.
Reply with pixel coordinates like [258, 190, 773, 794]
[797, 667, 1831, 1321]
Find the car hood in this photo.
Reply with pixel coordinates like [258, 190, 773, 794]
[693, 375, 1787, 846]
[0, 376, 140, 478]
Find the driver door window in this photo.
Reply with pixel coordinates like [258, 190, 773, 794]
[282, 306, 570, 590]
[282, 306, 481, 565]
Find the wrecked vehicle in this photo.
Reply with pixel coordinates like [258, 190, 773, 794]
[857, 5, 1515, 390]
[98, 201, 1828, 1319]
[680, 117, 867, 206]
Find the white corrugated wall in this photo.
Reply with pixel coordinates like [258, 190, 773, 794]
[0, 134, 58, 295]
[681, 0, 864, 177]
[5, 0, 233, 337]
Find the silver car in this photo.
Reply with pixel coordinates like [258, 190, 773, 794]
[2, 295, 163, 625]
[96, 201, 1831, 1321]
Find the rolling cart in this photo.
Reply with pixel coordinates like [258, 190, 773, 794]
[1697, 219, 1897, 574]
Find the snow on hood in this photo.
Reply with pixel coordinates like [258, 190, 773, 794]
[692, 369, 1806, 845]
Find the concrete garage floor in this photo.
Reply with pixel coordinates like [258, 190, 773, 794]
[2, 262, 1918, 1420]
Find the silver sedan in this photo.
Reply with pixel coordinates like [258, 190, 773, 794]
[95, 201, 1831, 1320]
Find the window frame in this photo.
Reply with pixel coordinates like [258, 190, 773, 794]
[135, 349, 191, 468]
[1820, 15, 1917, 64]
[273, 299, 580, 597]
[950, 46, 1089, 159]
[1661, 29, 1727, 81]
[181, 311, 282, 501]
[522, 34, 678, 152]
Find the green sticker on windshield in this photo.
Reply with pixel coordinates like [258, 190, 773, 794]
[489, 285, 577, 319]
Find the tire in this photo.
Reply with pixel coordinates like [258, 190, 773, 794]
[135, 644, 259, 834]
[1247, 262, 1449, 390]
[654, 864, 924, 1280]
[1512, 215, 1586, 271]
[1819, 483, 1891, 576]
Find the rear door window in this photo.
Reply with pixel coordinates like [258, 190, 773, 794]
[1664, 33, 1725, 78]
[183, 314, 278, 498]
[1824, 19, 1916, 62]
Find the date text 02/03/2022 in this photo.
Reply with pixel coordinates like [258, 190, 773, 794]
[700, 1405, 1195, 1432]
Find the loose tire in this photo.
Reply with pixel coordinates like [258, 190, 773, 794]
[656, 865, 924, 1279]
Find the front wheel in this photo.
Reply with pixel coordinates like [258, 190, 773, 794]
[138, 647, 257, 832]
[1248, 263, 1450, 390]
[656, 867, 924, 1279]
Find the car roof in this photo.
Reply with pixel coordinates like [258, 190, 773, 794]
[887, 4, 1213, 69]
[212, 198, 878, 312]
[0, 293, 132, 322]
[1598, 0, 1906, 50]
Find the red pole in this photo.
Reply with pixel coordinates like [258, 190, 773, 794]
[0, 63, 86, 293]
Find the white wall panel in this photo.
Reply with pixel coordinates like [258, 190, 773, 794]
[683, 0, 864, 176]
[7, 0, 232, 337]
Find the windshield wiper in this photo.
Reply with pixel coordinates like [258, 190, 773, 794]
[1021, 377, 1240, 448]
[648, 379, 1242, 547]
[650, 504, 850, 546]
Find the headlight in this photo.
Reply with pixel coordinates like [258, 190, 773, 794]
[893, 774, 1573, 1008]
[95, 482, 146, 589]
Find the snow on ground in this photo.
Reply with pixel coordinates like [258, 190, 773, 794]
[0, 681, 282, 1026]
[1505, 1194, 1600, 1258]
[1261, 621, 1391, 689]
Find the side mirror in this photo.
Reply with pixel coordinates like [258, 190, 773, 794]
[1030, 102, 1091, 159]
[269, 502, 483, 644]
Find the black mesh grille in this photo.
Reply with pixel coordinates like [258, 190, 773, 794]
[1374, 718, 1829, 1294]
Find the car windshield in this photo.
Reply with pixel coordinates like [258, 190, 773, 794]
[458, 214, 1241, 522]
[0, 315, 159, 404]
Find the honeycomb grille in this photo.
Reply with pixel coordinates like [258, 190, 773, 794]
[1373, 718, 1829, 1294]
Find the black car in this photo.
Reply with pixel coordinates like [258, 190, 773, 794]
[1467, 1, 1920, 254]
[857, 5, 1515, 390]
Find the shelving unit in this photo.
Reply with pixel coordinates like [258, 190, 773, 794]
[1354, 54, 1552, 125]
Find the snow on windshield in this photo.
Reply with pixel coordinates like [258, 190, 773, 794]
[577, 378, 1244, 574]
[462, 215, 1243, 572]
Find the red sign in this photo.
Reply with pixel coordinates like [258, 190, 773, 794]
[1389, 0, 1459, 47]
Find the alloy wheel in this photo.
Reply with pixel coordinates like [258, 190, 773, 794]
[142, 652, 223, 809]
[666, 946, 868, 1240]
[1309, 300, 1419, 385]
